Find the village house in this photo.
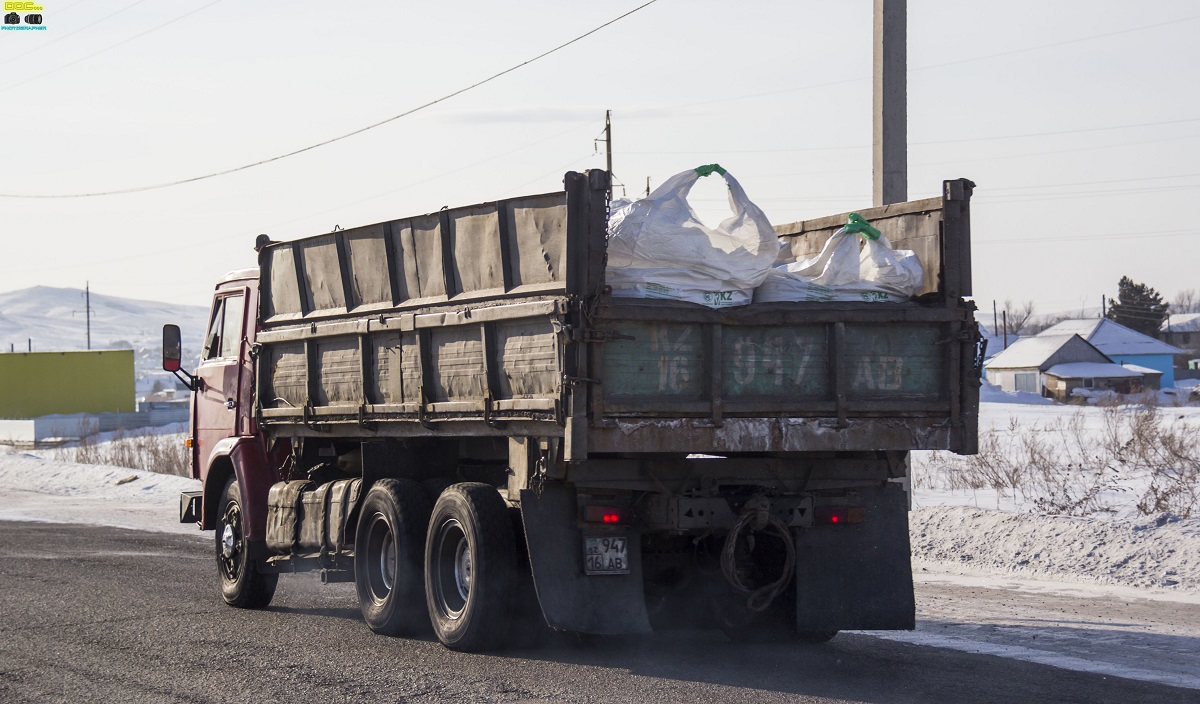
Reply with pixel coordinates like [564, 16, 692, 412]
[984, 333, 1150, 401]
[1036, 318, 1183, 388]
[1161, 313, 1200, 370]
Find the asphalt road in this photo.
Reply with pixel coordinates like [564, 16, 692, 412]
[0, 521, 1195, 704]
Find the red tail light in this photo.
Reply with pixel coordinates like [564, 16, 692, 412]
[815, 506, 866, 525]
[583, 505, 628, 525]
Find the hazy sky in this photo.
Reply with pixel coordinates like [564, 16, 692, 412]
[3, 0, 1199, 318]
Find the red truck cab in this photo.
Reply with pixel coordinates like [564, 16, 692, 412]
[174, 269, 281, 545]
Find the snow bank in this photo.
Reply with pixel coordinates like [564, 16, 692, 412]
[3, 398, 1200, 596]
[979, 381, 1054, 405]
[911, 506, 1199, 594]
[0, 451, 201, 536]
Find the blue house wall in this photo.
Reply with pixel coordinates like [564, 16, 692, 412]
[1107, 353, 1175, 387]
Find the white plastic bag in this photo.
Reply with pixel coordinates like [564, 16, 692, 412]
[606, 165, 779, 308]
[753, 214, 924, 303]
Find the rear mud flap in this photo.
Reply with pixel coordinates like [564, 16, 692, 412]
[520, 485, 652, 635]
[794, 482, 916, 631]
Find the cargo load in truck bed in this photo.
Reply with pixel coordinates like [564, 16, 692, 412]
[254, 171, 980, 459]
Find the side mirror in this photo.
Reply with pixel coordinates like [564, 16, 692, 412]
[163, 324, 182, 372]
[162, 324, 198, 391]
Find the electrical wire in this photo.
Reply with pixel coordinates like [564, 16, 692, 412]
[0, 0, 150, 68]
[624, 116, 1200, 155]
[909, 13, 1200, 73]
[0, 120, 601, 274]
[974, 227, 1200, 246]
[0, 0, 225, 94]
[733, 133, 1200, 180]
[641, 13, 1200, 115]
[985, 172, 1200, 191]
[0, 1, 659, 199]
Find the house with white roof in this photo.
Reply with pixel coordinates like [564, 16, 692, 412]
[1162, 313, 1200, 364]
[984, 334, 1141, 399]
[1037, 318, 1184, 387]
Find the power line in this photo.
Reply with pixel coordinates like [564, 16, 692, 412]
[913, 117, 1200, 146]
[0, 0, 225, 94]
[646, 13, 1200, 115]
[977, 184, 1200, 205]
[0, 120, 601, 274]
[974, 227, 1199, 246]
[982, 172, 1200, 192]
[0, 0, 150, 68]
[743, 133, 1200, 180]
[0, 1, 660, 200]
[499, 153, 604, 198]
[624, 116, 1200, 155]
[910, 13, 1200, 73]
[701, 180, 1200, 209]
[911, 132, 1200, 170]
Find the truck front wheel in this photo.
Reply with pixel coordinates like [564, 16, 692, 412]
[425, 483, 517, 651]
[217, 479, 277, 609]
[354, 478, 432, 636]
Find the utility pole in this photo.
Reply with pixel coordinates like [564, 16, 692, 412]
[873, 0, 907, 206]
[1002, 311, 1008, 350]
[86, 281, 92, 351]
[603, 109, 614, 202]
[993, 300, 999, 339]
[605, 110, 613, 185]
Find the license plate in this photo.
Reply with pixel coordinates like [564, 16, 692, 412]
[583, 536, 630, 575]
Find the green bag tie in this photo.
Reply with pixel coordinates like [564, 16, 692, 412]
[694, 163, 727, 177]
[845, 212, 882, 240]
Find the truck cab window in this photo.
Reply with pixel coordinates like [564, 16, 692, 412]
[203, 294, 245, 360]
[219, 295, 244, 358]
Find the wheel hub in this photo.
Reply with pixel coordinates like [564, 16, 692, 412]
[380, 531, 396, 592]
[454, 540, 472, 602]
[433, 518, 470, 620]
[221, 524, 237, 559]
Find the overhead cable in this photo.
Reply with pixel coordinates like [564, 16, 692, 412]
[0, 0, 151, 68]
[0, 0, 225, 93]
[0, 1, 659, 199]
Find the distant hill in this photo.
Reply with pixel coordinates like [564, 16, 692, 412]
[0, 286, 210, 393]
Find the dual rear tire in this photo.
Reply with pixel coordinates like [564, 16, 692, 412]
[354, 478, 432, 636]
[353, 480, 517, 651]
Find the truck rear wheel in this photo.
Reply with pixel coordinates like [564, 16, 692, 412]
[217, 479, 277, 609]
[354, 478, 432, 636]
[425, 483, 517, 651]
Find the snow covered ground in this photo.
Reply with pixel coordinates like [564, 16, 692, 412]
[2, 394, 1199, 689]
[904, 385, 1200, 596]
[0, 446, 201, 537]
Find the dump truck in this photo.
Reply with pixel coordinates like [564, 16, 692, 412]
[164, 170, 980, 651]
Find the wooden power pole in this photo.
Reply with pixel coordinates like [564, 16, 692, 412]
[873, 0, 907, 206]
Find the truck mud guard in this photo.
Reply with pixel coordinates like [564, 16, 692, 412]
[793, 482, 915, 631]
[520, 484, 651, 635]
